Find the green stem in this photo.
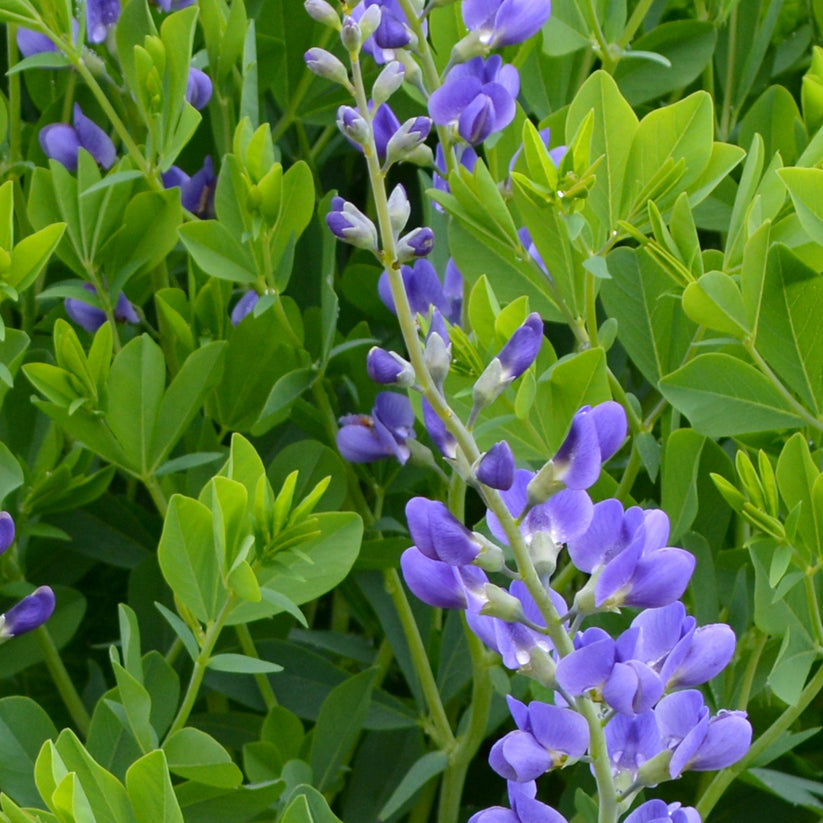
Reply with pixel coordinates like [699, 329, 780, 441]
[144, 475, 168, 517]
[736, 630, 767, 711]
[618, 0, 657, 48]
[582, 0, 616, 72]
[384, 568, 455, 749]
[805, 570, 823, 649]
[34, 626, 91, 736]
[614, 442, 642, 503]
[697, 661, 823, 820]
[437, 627, 494, 823]
[718, 7, 737, 141]
[164, 596, 235, 740]
[235, 623, 277, 709]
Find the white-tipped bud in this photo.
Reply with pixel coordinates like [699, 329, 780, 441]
[395, 50, 424, 92]
[387, 184, 411, 235]
[526, 460, 563, 508]
[372, 61, 405, 106]
[424, 332, 451, 389]
[359, 3, 382, 41]
[529, 531, 562, 580]
[304, 0, 341, 30]
[304, 47, 350, 86]
[340, 15, 361, 51]
[384, 116, 432, 168]
[336, 105, 371, 144]
[471, 357, 506, 422]
[480, 584, 525, 622]
[471, 532, 506, 572]
[396, 226, 435, 262]
[449, 30, 487, 63]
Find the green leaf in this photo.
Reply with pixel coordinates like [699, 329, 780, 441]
[779, 166, 823, 246]
[154, 602, 199, 662]
[745, 768, 823, 812]
[682, 270, 749, 337]
[253, 366, 317, 434]
[125, 751, 183, 823]
[178, 221, 257, 283]
[109, 653, 157, 753]
[155, 452, 224, 477]
[378, 750, 448, 821]
[206, 653, 283, 674]
[310, 668, 378, 792]
[163, 728, 242, 788]
[776, 433, 820, 559]
[158, 494, 227, 623]
[660, 353, 804, 436]
[0, 443, 23, 506]
[566, 70, 638, 244]
[0, 697, 58, 807]
[7, 223, 65, 292]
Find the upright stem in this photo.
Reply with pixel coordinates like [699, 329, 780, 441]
[618, 0, 657, 48]
[34, 626, 91, 736]
[235, 623, 277, 709]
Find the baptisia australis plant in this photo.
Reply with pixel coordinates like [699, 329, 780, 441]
[306, 1, 751, 820]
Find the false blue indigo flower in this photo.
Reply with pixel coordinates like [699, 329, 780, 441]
[0, 513, 14, 554]
[0, 586, 56, 639]
[65, 284, 139, 333]
[498, 313, 543, 381]
[476, 441, 516, 490]
[422, 397, 458, 459]
[378, 259, 463, 324]
[186, 67, 213, 110]
[462, 0, 552, 47]
[605, 711, 663, 779]
[162, 156, 216, 217]
[396, 226, 435, 261]
[337, 392, 415, 463]
[40, 104, 116, 172]
[487, 469, 593, 549]
[231, 290, 259, 325]
[372, 103, 401, 162]
[327, 196, 379, 250]
[428, 56, 519, 144]
[352, 0, 421, 62]
[624, 800, 700, 823]
[400, 547, 487, 609]
[548, 401, 627, 490]
[469, 781, 569, 823]
[16, 28, 58, 57]
[489, 695, 589, 781]
[305, 47, 351, 85]
[384, 115, 432, 166]
[655, 691, 751, 777]
[406, 497, 481, 566]
[367, 346, 415, 386]
[372, 60, 405, 104]
[87, 0, 120, 44]
[338, 105, 372, 146]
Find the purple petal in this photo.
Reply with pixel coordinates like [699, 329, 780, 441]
[477, 441, 516, 490]
[17, 28, 57, 57]
[623, 548, 696, 609]
[65, 295, 106, 332]
[1, 586, 56, 637]
[589, 401, 627, 462]
[489, 730, 552, 781]
[655, 690, 707, 746]
[422, 397, 457, 459]
[86, 0, 120, 43]
[602, 661, 663, 716]
[405, 497, 479, 565]
[687, 711, 751, 771]
[497, 313, 543, 380]
[40, 123, 81, 171]
[605, 712, 662, 776]
[552, 408, 601, 489]
[400, 547, 468, 609]
[508, 780, 569, 823]
[630, 602, 689, 665]
[0, 512, 15, 554]
[231, 290, 259, 326]
[114, 291, 139, 324]
[556, 636, 615, 695]
[567, 498, 627, 573]
[336, 418, 396, 463]
[527, 703, 589, 757]
[661, 623, 736, 689]
[73, 104, 116, 168]
[186, 67, 213, 110]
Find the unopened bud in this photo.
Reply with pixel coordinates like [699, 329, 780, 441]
[366, 346, 415, 387]
[372, 61, 405, 106]
[471, 532, 506, 572]
[637, 749, 674, 788]
[359, 3, 382, 41]
[529, 530, 561, 580]
[475, 441, 515, 491]
[337, 105, 371, 144]
[471, 357, 506, 420]
[449, 30, 486, 64]
[304, 47, 350, 86]
[340, 15, 362, 51]
[396, 226, 434, 262]
[424, 331, 451, 388]
[387, 183, 411, 235]
[326, 196, 379, 250]
[304, 0, 341, 29]
[384, 116, 431, 167]
[480, 584, 524, 622]
[526, 460, 563, 508]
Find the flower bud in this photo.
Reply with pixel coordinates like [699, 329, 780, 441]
[186, 67, 213, 110]
[231, 290, 259, 326]
[387, 183, 411, 235]
[471, 532, 506, 572]
[498, 313, 543, 381]
[336, 105, 371, 145]
[359, 3, 383, 41]
[396, 226, 435, 262]
[340, 15, 362, 51]
[326, 196, 379, 251]
[304, 0, 341, 30]
[0, 586, 56, 639]
[475, 441, 515, 491]
[366, 346, 415, 387]
[384, 116, 432, 167]
[304, 47, 350, 86]
[395, 49, 425, 93]
[526, 461, 563, 508]
[0, 513, 14, 555]
[372, 61, 405, 106]
[529, 530, 562, 580]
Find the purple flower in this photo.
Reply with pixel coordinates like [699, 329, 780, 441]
[65, 283, 139, 333]
[469, 781, 569, 823]
[0, 586, 56, 638]
[550, 402, 627, 490]
[422, 397, 458, 459]
[378, 259, 463, 324]
[396, 226, 435, 261]
[429, 56, 519, 144]
[367, 347, 415, 386]
[352, 0, 424, 62]
[372, 103, 401, 163]
[153, 0, 196, 10]
[487, 469, 593, 549]
[604, 711, 663, 778]
[86, 0, 120, 44]
[16, 28, 58, 57]
[476, 441, 516, 490]
[231, 290, 259, 325]
[327, 196, 379, 250]
[337, 392, 415, 464]
[186, 67, 213, 110]
[656, 691, 751, 777]
[624, 800, 701, 823]
[40, 104, 116, 172]
[0, 513, 14, 554]
[400, 547, 487, 609]
[489, 696, 589, 781]
[162, 156, 216, 217]
[463, 0, 552, 47]
[498, 313, 543, 381]
[406, 497, 480, 566]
